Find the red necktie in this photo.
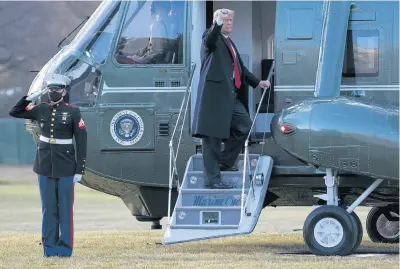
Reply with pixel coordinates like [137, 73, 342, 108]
[227, 37, 241, 89]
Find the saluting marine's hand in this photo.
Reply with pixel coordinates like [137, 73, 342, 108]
[26, 91, 42, 101]
[26, 89, 47, 101]
[73, 174, 82, 183]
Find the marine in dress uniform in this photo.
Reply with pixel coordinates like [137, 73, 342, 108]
[9, 74, 87, 257]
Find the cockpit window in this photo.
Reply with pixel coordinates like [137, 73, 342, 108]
[115, 0, 185, 65]
[67, 3, 122, 108]
[86, 3, 121, 65]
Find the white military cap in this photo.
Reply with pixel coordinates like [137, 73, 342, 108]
[45, 74, 71, 88]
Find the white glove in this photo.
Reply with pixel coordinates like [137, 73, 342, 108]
[73, 174, 82, 183]
[26, 89, 46, 101]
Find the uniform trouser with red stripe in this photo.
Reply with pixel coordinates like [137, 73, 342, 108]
[38, 176, 74, 257]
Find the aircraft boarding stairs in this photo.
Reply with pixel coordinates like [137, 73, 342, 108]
[163, 61, 275, 245]
[163, 153, 273, 244]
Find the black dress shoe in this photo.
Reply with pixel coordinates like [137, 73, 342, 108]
[207, 180, 232, 189]
[219, 164, 238, 171]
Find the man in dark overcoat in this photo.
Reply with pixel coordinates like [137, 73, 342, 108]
[191, 8, 271, 189]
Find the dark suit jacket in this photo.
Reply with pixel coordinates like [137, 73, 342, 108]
[191, 21, 261, 140]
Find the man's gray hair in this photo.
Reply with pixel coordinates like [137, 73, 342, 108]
[213, 8, 234, 20]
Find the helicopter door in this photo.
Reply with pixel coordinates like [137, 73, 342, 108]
[251, 33, 276, 142]
[251, 58, 275, 142]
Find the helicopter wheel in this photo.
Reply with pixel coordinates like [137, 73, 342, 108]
[366, 206, 399, 244]
[348, 210, 363, 253]
[303, 205, 360, 256]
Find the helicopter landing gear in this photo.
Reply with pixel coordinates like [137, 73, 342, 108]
[305, 168, 383, 256]
[303, 205, 359, 256]
[348, 211, 363, 254]
[366, 206, 399, 244]
[135, 216, 163, 230]
[151, 220, 162, 230]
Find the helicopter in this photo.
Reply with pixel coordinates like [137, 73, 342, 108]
[22, 0, 398, 256]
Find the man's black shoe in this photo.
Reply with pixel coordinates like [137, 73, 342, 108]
[207, 180, 232, 189]
[219, 164, 238, 171]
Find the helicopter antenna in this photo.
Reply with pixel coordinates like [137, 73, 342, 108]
[57, 15, 90, 49]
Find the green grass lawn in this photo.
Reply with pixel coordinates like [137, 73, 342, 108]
[0, 165, 398, 268]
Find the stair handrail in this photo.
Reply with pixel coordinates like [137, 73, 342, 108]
[239, 60, 275, 226]
[167, 63, 197, 226]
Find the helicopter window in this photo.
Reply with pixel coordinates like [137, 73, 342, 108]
[342, 30, 379, 77]
[67, 61, 101, 108]
[86, 3, 122, 65]
[115, 0, 185, 65]
[65, 4, 122, 108]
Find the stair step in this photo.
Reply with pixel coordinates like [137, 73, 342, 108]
[163, 155, 274, 245]
[180, 189, 249, 207]
[176, 206, 241, 210]
[188, 154, 261, 172]
[180, 189, 249, 194]
[174, 206, 242, 226]
[170, 224, 239, 230]
[184, 171, 251, 189]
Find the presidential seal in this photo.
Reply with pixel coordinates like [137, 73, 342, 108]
[110, 110, 144, 146]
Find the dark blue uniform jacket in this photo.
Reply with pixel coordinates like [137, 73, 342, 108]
[9, 96, 87, 178]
